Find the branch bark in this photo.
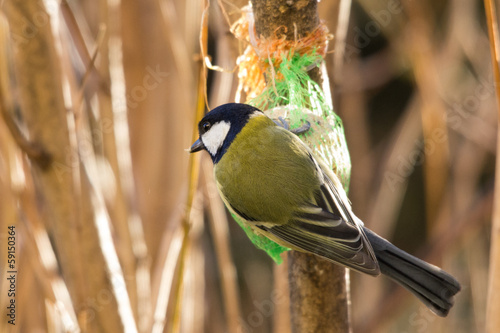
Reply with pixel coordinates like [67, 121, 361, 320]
[250, 1, 351, 332]
[251, 0, 319, 40]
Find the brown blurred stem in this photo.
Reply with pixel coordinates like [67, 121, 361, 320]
[484, 0, 500, 331]
[250, 1, 351, 332]
[3, 0, 88, 318]
[0, 96, 51, 168]
[403, 0, 450, 232]
[203, 157, 242, 333]
[4, 0, 138, 331]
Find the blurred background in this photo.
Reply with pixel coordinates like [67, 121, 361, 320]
[0, 0, 497, 332]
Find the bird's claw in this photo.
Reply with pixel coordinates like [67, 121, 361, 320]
[273, 116, 290, 130]
[291, 121, 311, 135]
[274, 117, 311, 135]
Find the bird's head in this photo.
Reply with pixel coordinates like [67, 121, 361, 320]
[189, 103, 263, 163]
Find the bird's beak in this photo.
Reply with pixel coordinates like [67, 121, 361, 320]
[189, 139, 205, 153]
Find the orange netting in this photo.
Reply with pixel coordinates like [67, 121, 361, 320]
[231, 6, 332, 102]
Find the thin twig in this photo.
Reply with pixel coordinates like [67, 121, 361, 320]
[167, 29, 207, 332]
[0, 100, 52, 168]
[77, 24, 107, 106]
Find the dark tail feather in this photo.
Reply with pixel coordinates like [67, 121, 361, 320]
[363, 228, 461, 317]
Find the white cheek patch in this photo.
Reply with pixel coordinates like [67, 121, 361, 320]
[201, 121, 231, 156]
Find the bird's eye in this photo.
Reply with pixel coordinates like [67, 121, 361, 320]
[202, 122, 211, 133]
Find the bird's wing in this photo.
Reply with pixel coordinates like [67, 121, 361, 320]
[312, 152, 380, 275]
[255, 172, 380, 275]
[217, 135, 380, 275]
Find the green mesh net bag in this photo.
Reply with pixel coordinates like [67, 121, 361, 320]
[231, 12, 351, 264]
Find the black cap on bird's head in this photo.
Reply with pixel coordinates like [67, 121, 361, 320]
[189, 103, 263, 163]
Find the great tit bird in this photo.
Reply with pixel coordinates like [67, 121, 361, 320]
[190, 103, 461, 316]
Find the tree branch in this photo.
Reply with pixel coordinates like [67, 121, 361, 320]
[250, 1, 351, 332]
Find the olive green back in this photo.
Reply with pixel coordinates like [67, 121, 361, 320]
[215, 115, 320, 225]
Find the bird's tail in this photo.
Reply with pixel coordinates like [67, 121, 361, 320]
[363, 227, 461, 317]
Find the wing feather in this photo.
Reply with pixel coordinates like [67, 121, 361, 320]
[260, 149, 379, 275]
[216, 126, 380, 275]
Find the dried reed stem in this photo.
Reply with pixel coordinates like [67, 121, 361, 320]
[100, 0, 151, 327]
[3, 0, 88, 321]
[484, 0, 500, 331]
[403, 0, 450, 231]
[203, 157, 243, 332]
[3, 0, 138, 331]
[166, 18, 207, 331]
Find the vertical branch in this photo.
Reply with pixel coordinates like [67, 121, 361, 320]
[332, 0, 352, 86]
[484, 0, 500, 331]
[120, 0, 202, 331]
[3, 0, 87, 320]
[287, 253, 350, 333]
[403, 1, 450, 232]
[98, 0, 151, 328]
[4, 0, 138, 331]
[250, 1, 350, 332]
